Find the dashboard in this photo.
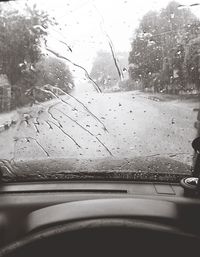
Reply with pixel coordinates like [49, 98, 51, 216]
[0, 181, 200, 256]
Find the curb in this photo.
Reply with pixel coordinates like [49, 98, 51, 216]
[0, 120, 18, 132]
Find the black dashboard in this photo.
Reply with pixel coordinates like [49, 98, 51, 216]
[0, 181, 200, 256]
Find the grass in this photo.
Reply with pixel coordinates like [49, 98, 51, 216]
[143, 92, 200, 103]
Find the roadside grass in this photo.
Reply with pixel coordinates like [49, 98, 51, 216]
[142, 92, 200, 103]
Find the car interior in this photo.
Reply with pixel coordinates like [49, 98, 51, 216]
[0, 170, 200, 256]
[1, 0, 200, 256]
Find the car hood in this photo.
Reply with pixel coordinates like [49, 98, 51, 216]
[0, 156, 191, 183]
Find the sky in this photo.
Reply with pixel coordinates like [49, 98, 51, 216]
[11, 0, 200, 77]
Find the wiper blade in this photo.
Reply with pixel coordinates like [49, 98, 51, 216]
[0, 157, 191, 183]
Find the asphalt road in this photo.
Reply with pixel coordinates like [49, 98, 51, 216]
[0, 90, 198, 166]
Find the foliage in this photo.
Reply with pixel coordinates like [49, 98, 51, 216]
[90, 51, 128, 91]
[129, 1, 200, 93]
[0, 1, 67, 108]
[35, 56, 74, 92]
[90, 51, 118, 90]
[0, 2, 51, 84]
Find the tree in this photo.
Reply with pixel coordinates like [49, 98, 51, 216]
[185, 37, 200, 90]
[128, 11, 163, 88]
[35, 56, 74, 92]
[0, 1, 54, 107]
[128, 1, 199, 93]
[90, 51, 128, 91]
[90, 51, 118, 91]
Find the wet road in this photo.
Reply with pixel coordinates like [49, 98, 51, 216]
[0, 90, 198, 166]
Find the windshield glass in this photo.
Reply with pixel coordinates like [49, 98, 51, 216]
[0, 0, 199, 182]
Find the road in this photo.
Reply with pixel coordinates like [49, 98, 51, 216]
[0, 90, 198, 166]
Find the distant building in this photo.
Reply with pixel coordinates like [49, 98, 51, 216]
[0, 74, 11, 112]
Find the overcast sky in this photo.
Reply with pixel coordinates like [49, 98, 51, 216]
[15, 0, 200, 76]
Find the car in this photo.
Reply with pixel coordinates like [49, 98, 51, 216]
[1, 0, 200, 256]
[0, 158, 200, 257]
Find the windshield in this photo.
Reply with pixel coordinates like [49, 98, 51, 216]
[0, 0, 199, 182]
